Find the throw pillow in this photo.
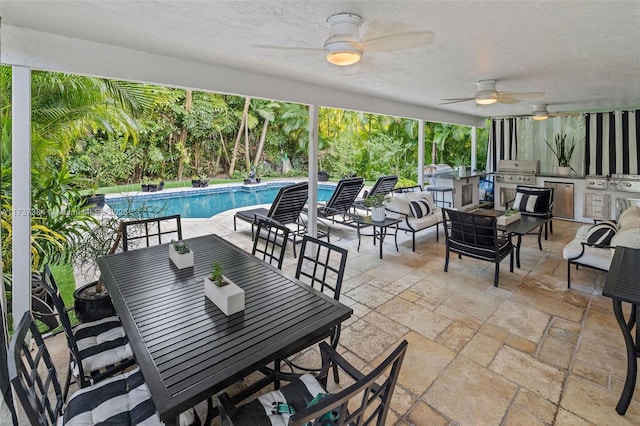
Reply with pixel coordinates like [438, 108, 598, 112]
[587, 222, 617, 246]
[512, 192, 540, 213]
[409, 199, 432, 218]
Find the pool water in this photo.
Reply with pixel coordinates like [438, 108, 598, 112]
[107, 183, 336, 219]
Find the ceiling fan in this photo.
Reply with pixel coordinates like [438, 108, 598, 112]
[439, 79, 545, 106]
[253, 12, 434, 66]
[526, 104, 580, 120]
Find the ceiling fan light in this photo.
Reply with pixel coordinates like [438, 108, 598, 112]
[476, 97, 497, 105]
[324, 40, 362, 66]
[532, 113, 548, 120]
[532, 104, 549, 120]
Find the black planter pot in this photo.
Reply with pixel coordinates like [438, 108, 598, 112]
[82, 194, 106, 210]
[159, 181, 165, 191]
[141, 184, 150, 192]
[73, 281, 116, 323]
[148, 184, 158, 192]
[200, 181, 209, 187]
[318, 170, 330, 181]
[192, 179, 201, 188]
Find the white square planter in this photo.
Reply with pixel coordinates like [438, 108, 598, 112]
[169, 244, 194, 269]
[204, 276, 245, 316]
[497, 211, 521, 226]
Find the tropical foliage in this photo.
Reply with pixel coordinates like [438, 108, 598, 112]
[1, 66, 486, 302]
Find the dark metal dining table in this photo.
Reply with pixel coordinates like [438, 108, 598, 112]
[97, 234, 353, 425]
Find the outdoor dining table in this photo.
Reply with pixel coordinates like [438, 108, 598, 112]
[97, 234, 353, 425]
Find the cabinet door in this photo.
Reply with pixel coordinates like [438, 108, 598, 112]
[584, 193, 610, 219]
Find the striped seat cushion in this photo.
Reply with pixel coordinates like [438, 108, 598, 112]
[228, 374, 327, 425]
[586, 221, 617, 247]
[63, 368, 196, 425]
[72, 316, 134, 377]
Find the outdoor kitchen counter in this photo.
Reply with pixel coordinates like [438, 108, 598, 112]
[424, 170, 492, 180]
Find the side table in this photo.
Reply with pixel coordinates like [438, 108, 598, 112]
[602, 246, 640, 415]
[353, 215, 401, 259]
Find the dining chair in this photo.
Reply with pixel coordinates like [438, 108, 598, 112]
[443, 208, 514, 287]
[8, 312, 197, 426]
[251, 218, 290, 269]
[216, 339, 408, 426]
[122, 214, 183, 251]
[283, 235, 348, 381]
[40, 264, 135, 401]
[508, 185, 554, 242]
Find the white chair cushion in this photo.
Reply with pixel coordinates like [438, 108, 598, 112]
[562, 238, 613, 271]
[611, 228, 640, 249]
[73, 316, 133, 377]
[63, 368, 195, 426]
[618, 206, 640, 228]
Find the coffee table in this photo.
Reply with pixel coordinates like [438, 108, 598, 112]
[353, 215, 401, 259]
[497, 215, 550, 268]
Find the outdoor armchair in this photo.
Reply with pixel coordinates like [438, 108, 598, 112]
[443, 208, 514, 287]
[216, 339, 407, 426]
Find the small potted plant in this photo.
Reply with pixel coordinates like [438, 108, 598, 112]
[545, 132, 575, 175]
[169, 240, 194, 269]
[199, 174, 209, 187]
[497, 209, 521, 226]
[363, 194, 389, 222]
[204, 262, 245, 315]
[191, 175, 202, 188]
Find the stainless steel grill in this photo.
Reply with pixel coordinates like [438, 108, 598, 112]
[610, 175, 640, 193]
[495, 160, 539, 184]
[585, 175, 608, 190]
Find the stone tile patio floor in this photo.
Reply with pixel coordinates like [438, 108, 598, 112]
[44, 208, 640, 425]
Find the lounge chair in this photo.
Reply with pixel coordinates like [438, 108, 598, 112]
[314, 176, 364, 226]
[234, 182, 313, 257]
[353, 175, 399, 210]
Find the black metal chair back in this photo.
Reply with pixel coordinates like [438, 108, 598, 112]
[251, 218, 290, 269]
[0, 293, 18, 425]
[443, 209, 514, 287]
[296, 235, 348, 304]
[41, 266, 86, 395]
[323, 177, 364, 214]
[266, 181, 309, 226]
[122, 214, 182, 251]
[366, 175, 398, 198]
[8, 312, 65, 426]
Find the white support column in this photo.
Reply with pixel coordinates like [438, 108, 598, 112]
[471, 126, 477, 171]
[11, 66, 32, 328]
[307, 105, 318, 237]
[418, 119, 425, 189]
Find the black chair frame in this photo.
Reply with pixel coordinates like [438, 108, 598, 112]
[443, 209, 514, 287]
[316, 176, 364, 227]
[354, 175, 399, 211]
[251, 218, 290, 269]
[41, 265, 135, 400]
[218, 339, 408, 426]
[506, 185, 554, 241]
[122, 214, 183, 251]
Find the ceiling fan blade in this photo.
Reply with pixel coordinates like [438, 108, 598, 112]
[499, 91, 545, 99]
[549, 112, 580, 117]
[251, 44, 323, 53]
[496, 96, 521, 104]
[438, 97, 475, 105]
[362, 31, 434, 52]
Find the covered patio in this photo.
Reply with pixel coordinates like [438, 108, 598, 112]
[3, 1, 640, 424]
[43, 210, 638, 424]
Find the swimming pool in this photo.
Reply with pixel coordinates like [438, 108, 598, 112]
[107, 182, 336, 219]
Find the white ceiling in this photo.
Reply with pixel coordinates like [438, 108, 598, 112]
[2, 1, 640, 122]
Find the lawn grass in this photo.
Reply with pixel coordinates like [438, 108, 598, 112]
[91, 178, 245, 194]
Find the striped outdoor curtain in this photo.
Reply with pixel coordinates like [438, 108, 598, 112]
[488, 118, 518, 172]
[585, 110, 640, 176]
